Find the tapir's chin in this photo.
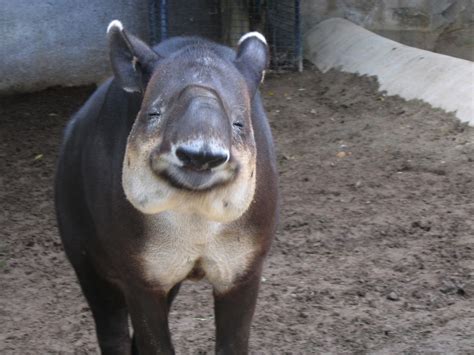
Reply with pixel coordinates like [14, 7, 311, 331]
[122, 149, 257, 223]
[156, 162, 238, 191]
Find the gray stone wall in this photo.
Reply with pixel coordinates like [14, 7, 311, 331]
[0, 0, 149, 94]
[302, 0, 474, 62]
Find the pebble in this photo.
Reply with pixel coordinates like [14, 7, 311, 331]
[387, 292, 400, 301]
[299, 311, 309, 319]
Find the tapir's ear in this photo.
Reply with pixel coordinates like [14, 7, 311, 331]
[235, 32, 269, 97]
[107, 20, 159, 93]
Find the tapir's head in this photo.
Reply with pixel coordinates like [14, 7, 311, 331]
[107, 21, 268, 222]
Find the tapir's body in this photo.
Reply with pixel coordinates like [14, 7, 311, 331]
[55, 21, 277, 355]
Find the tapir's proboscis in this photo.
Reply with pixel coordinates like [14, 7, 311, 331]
[55, 20, 278, 354]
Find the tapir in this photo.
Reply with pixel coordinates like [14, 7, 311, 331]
[55, 20, 278, 354]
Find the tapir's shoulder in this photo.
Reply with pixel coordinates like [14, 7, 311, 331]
[62, 78, 113, 143]
[62, 78, 141, 147]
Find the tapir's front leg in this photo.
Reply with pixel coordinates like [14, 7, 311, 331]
[126, 286, 175, 355]
[214, 267, 262, 355]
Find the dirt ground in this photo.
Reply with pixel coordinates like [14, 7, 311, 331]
[1, 68, 473, 354]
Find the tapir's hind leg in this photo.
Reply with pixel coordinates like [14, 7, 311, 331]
[60, 235, 131, 354]
[56, 192, 131, 353]
[74, 258, 132, 355]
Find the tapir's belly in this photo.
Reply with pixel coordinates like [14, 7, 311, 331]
[140, 212, 256, 293]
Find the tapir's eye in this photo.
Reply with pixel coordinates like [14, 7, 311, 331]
[148, 109, 161, 119]
[233, 121, 244, 129]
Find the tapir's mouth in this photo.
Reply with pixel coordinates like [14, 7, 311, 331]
[152, 158, 239, 192]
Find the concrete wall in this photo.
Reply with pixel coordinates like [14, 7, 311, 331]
[0, 0, 149, 94]
[305, 18, 474, 125]
[302, 0, 474, 62]
[1, 1, 472, 94]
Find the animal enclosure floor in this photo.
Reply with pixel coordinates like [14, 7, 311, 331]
[1, 69, 473, 354]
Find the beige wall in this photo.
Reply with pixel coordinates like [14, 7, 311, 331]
[302, 0, 474, 61]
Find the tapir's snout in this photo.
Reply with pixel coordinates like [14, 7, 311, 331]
[150, 140, 236, 191]
[175, 144, 229, 171]
[149, 85, 236, 191]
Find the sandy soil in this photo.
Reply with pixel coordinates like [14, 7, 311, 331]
[1, 69, 473, 354]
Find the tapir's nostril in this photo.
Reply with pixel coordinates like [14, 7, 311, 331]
[176, 146, 229, 170]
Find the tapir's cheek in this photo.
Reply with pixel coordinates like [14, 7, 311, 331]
[143, 116, 166, 135]
[234, 135, 256, 158]
[127, 116, 162, 151]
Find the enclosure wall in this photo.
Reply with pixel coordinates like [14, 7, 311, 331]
[1, 1, 472, 94]
[302, 0, 474, 62]
[0, 0, 149, 94]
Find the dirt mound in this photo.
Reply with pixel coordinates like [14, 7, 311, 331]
[1, 69, 473, 353]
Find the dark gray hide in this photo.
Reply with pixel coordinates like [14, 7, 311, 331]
[55, 22, 278, 355]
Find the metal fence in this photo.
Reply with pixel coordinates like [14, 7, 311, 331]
[148, 0, 302, 71]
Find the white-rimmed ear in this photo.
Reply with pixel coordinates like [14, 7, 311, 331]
[235, 32, 269, 97]
[107, 20, 159, 93]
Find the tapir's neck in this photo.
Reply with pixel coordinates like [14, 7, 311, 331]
[139, 209, 255, 294]
[146, 210, 223, 240]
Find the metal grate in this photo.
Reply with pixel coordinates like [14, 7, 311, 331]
[148, 0, 302, 71]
